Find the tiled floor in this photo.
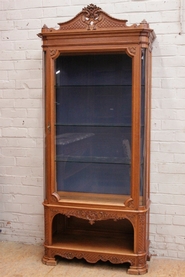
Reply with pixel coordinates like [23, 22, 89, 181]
[0, 241, 185, 277]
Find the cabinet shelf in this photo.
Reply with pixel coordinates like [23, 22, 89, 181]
[52, 232, 134, 255]
[56, 155, 131, 165]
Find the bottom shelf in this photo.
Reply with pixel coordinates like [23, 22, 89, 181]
[51, 215, 134, 256]
[43, 213, 149, 274]
[52, 232, 134, 255]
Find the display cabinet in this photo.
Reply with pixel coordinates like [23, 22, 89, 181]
[38, 4, 155, 274]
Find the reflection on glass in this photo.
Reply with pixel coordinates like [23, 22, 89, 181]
[55, 54, 132, 195]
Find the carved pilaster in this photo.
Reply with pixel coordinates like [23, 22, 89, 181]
[138, 213, 146, 253]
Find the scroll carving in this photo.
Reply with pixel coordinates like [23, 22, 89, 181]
[49, 49, 60, 59]
[51, 192, 60, 202]
[127, 47, 136, 57]
[125, 197, 135, 208]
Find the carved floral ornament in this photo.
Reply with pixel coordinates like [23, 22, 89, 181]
[82, 4, 102, 30]
[47, 207, 137, 227]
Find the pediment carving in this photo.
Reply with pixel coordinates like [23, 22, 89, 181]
[57, 4, 128, 31]
[38, 4, 156, 50]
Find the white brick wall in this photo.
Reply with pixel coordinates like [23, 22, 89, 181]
[0, 0, 185, 259]
[0, 0, 44, 244]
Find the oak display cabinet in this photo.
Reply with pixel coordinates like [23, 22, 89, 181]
[38, 4, 155, 275]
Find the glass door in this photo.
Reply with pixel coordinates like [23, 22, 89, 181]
[55, 53, 132, 202]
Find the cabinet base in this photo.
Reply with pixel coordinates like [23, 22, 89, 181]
[43, 247, 149, 275]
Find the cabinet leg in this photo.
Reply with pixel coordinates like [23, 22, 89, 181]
[42, 255, 57, 266]
[127, 264, 148, 275]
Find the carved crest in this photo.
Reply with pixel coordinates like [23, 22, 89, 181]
[82, 4, 102, 30]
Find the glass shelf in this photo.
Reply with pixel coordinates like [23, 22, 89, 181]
[56, 155, 131, 165]
[55, 85, 132, 88]
[55, 123, 132, 127]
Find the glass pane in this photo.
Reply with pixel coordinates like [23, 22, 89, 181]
[56, 86, 131, 126]
[55, 53, 132, 197]
[140, 49, 146, 200]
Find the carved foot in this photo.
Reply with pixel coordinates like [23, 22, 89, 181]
[42, 255, 57, 266]
[127, 264, 148, 275]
